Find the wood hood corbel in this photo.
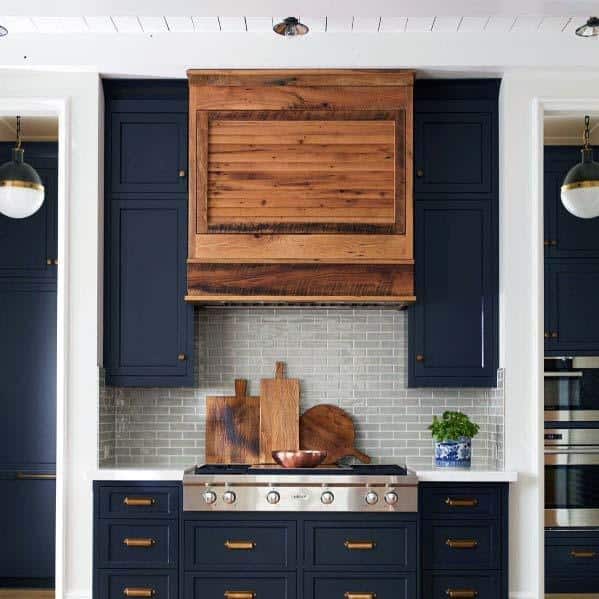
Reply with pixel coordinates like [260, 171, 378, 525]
[185, 69, 415, 305]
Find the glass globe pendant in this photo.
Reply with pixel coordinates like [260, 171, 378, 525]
[0, 116, 45, 219]
[561, 115, 599, 219]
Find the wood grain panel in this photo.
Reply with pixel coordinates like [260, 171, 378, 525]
[191, 234, 413, 263]
[187, 263, 414, 298]
[260, 362, 300, 463]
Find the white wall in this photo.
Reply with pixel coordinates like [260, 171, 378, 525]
[0, 70, 102, 599]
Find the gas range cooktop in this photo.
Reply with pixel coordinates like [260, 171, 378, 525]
[183, 463, 418, 513]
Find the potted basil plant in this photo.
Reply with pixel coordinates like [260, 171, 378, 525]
[429, 411, 480, 468]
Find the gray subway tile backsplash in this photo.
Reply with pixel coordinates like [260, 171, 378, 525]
[99, 308, 504, 470]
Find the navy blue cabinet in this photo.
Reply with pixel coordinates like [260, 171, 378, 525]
[104, 81, 194, 386]
[545, 259, 599, 355]
[0, 143, 58, 280]
[409, 80, 499, 388]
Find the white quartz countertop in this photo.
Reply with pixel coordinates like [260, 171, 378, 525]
[93, 467, 517, 483]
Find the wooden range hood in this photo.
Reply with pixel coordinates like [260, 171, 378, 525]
[186, 69, 415, 304]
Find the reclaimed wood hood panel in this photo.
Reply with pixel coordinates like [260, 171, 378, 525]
[186, 69, 415, 304]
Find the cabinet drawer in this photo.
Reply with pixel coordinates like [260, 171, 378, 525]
[304, 520, 417, 570]
[98, 485, 179, 519]
[184, 520, 296, 570]
[97, 520, 177, 569]
[97, 570, 177, 599]
[305, 573, 416, 599]
[184, 573, 296, 599]
[422, 521, 500, 570]
[421, 485, 500, 519]
[422, 572, 500, 599]
[546, 540, 599, 575]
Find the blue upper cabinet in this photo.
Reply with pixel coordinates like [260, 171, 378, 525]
[104, 81, 194, 387]
[0, 143, 58, 280]
[544, 146, 599, 258]
[545, 260, 599, 355]
[409, 80, 499, 388]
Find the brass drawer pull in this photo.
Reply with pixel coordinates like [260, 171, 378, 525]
[177, 353, 187, 361]
[123, 588, 155, 598]
[16, 472, 56, 480]
[445, 497, 479, 508]
[123, 538, 156, 548]
[178, 169, 186, 178]
[570, 550, 597, 559]
[344, 540, 376, 550]
[224, 592, 255, 599]
[446, 590, 479, 599]
[344, 593, 377, 599]
[123, 497, 156, 507]
[446, 538, 478, 550]
[224, 540, 256, 550]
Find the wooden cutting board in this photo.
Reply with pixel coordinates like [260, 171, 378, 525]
[259, 362, 300, 464]
[300, 404, 371, 465]
[205, 379, 260, 464]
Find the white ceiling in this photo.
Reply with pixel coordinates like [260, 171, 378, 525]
[0, 15, 587, 34]
[0, 116, 58, 142]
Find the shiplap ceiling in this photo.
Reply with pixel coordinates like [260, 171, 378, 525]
[0, 15, 582, 34]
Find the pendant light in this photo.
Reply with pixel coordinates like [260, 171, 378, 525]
[0, 116, 45, 219]
[561, 115, 599, 219]
[0, 23, 7, 37]
[575, 17, 599, 37]
[273, 17, 309, 36]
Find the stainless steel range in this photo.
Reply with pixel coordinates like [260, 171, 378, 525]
[183, 464, 418, 513]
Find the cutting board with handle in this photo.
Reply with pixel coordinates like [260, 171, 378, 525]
[259, 361, 300, 464]
[205, 379, 260, 464]
[300, 404, 371, 465]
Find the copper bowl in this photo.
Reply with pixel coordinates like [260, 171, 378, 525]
[271, 449, 327, 468]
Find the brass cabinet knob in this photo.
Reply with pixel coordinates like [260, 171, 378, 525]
[544, 331, 550, 339]
[551, 331, 559, 338]
[416, 169, 424, 178]
[416, 354, 425, 362]
[46, 258, 58, 266]
[178, 353, 187, 361]
[178, 169, 186, 178]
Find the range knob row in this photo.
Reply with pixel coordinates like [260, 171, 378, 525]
[365, 490, 399, 505]
[202, 490, 236, 504]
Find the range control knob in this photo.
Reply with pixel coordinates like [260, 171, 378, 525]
[266, 490, 281, 505]
[321, 491, 335, 505]
[384, 490, 399, 505]
[203, 490, 217, 505]
[365, 491, 379, 505]
[222, 490, 237, 504]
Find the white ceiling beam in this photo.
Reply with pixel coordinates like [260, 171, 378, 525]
[245, 17, 273, 32]
[192, 17, 221, 32]
[165, 16, 194, 32]
[405, 17, 434, 32]
[111, 16, 143, 33]
[0, 16, 37, 32]
[84, 16, 117, 33]
[219, 16, 246, 31]
[433, 16, 461, 32]
[326, 17, 353, 32]
[458, 16, 489, 31]
[299, 16, 326, 33]
[510, 16, 543, 32]
[538, 16, 571, 32]
[379, 17, 407, 32]
[138, 16, 169, 33]
[352, 17, 381, 32]
[485, 16, 517, 32]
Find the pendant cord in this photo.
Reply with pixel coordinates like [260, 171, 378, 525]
[16, 115, 21, 149]
[584, 114, 591, 150]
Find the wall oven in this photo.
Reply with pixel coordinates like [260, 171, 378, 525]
[545, 427, 599, 527]
[545, 357, 599, 421]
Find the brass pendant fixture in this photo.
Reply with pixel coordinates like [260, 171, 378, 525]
[273, 17, 309, 36]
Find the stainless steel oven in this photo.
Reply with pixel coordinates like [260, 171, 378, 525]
[545, 357, 599, 421]
[545, 427, 599, 527]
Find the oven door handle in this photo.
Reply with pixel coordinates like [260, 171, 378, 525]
[544, 371, 584, 378]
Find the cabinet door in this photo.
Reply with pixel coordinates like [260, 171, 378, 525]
[110, 113, 187, 194]
[546, 260, 599, 354]
[0, 475, 55, 580]
[409, 201, 497, 387]
[414, 112, 494, 197]
[0, 281, 56, 467]
[0, 142, 58, 279]
[544, 146, 599, 258]
[106, 199, 193, 386]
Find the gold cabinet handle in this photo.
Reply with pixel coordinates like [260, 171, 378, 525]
[123, 497, 156, 507]
[446, 590, 479, 599]
[178, 353, 187, 361]
[544, 331, 550, 339]
[16, 472, 56, 480]
[445, 497, 479, 508]
[123, 538, 155, 548]
[123, 589, 155, 598]
[551, 331, 559, 338]
[344, 540, 376, 550]
[178, 169, 186, 178]
[224, 592, 255, 599]
[570, 550, 597, 559]
[224, 540, 256, 550]
[344, 593, 377, 599]
[416, 354, 425, 362]
[446, 539, 478, 550]
[416, 169, 424, 177]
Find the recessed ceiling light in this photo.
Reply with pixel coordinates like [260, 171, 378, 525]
[576, 16, 599, 37]
[0, 24, 8, 37]
[273, 17, 309, 36]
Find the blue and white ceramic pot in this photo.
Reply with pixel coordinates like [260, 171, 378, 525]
[434, 437, 472, 468]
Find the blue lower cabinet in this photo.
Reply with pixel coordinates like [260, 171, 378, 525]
[304, 572, 416, 599]
[184, 572, 296, 599]
[98, 485, 180, 519]
[546, 531, 599, 593]
[422, 572, 500, 599]
[304, 520, 417, 570]
[96, 519, 178, 569]
[97, 570, 177, 599]
[183, 520, 296, 570]
[421, 486, 499, 519]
